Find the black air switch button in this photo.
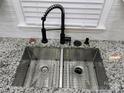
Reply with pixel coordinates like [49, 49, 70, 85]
[73, 40, 82, 47]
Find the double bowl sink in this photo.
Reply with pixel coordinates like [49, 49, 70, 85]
[12, 47, 109, 89]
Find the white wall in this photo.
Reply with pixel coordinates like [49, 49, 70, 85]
[0, 0, 124, 41]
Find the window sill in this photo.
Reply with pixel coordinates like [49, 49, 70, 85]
[18, 24, 106, 32]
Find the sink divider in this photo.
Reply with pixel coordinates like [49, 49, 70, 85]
[59, 48, 64, 88]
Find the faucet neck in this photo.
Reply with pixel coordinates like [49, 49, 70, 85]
[42, 4, 65, 32]
[41, 4, 65, 44]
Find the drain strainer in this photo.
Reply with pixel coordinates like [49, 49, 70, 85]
[74, 66, 84, 74]
[40, 66, 49, 73]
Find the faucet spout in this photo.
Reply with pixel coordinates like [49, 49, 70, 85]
[41, 4, 65, 44]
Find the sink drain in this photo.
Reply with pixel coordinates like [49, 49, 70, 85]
[40, 66, 49, 73]
[74, 66, 83, 74]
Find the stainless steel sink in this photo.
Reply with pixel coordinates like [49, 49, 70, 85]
[12, 47, 60, 88]
[63, 48, 109, 89]
[12, 47, 109, 89]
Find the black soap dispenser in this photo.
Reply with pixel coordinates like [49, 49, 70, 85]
[84, 38, 90, 46]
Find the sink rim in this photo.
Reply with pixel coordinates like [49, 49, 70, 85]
[12, 47, 109, 89]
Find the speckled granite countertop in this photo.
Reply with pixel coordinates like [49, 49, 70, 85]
[0, 37, 124, 93]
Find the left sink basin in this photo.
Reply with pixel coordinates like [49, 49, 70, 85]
[12, 47, 60, 88]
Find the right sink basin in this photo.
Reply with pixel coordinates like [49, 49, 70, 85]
[63, 48, 109, 89]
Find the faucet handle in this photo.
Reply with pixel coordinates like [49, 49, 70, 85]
[65, 36, 71, 46]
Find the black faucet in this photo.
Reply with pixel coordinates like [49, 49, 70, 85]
[41, 4, 71, 44]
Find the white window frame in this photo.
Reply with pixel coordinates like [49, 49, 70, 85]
[12, 0, 114, 30]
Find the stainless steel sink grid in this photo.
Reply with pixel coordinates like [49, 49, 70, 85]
[63, 48, 109, 89]
[63, 48, 99, 89]
[63, 61, 98, 89]
[12, 47, 109, 89]
[24, 59, 60, 88]
[24, 47, 60, 88]
[12, 47, 60, 88]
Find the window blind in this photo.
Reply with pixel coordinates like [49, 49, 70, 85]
[19, 0, 105, 28]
